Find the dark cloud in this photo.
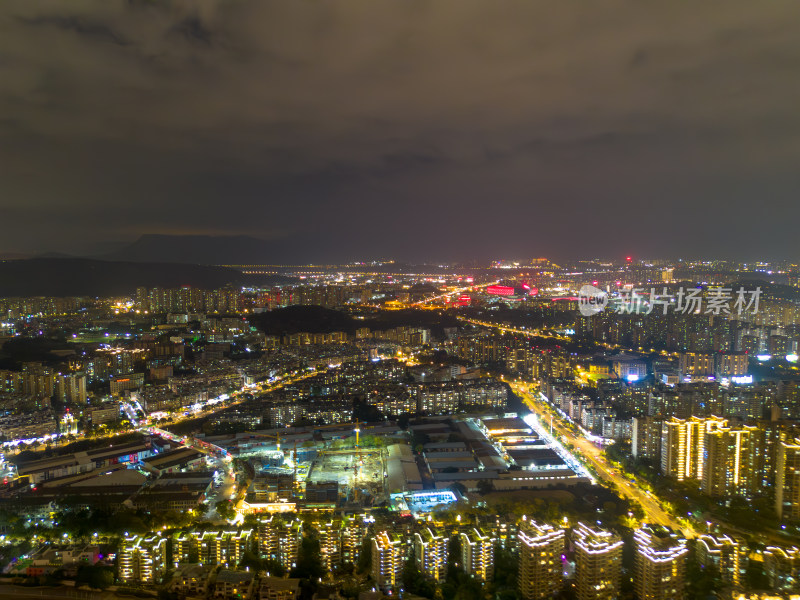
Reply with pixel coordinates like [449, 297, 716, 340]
[1, 0, 800, 261]
[17, 15, 130, 46]
[169, 16, 214, 45]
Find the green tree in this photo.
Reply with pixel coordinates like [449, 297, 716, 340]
[447, 535, 463, 579]
[402, 556, 435, 599]
[239, 549, 264, 573]
[453, 576, 482, 600]
[441, 536, 484, 600]
[449, 483, 467, 497]
[476, 479, 495, 495]
[263, 559, 287, 577]
[215, 500, 235, 521]
[291, 529, 325, 580]
[357, 536, 373, 575]
[75, 565, 114, 590]
[685, 542, 721, 599]
[412, 430, 431, 449]
[491, 544, 518, 595]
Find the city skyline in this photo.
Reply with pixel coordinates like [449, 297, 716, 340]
[1, 234, 798, 267]
[5, 1, 800, 597]
[0, 267, 800, 596]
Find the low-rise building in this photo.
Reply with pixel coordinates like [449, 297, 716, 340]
[213, 569, 255, 599]
[258, 576, 301, 600]
[170, 563, 212, 598]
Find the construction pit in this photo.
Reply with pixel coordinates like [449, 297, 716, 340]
[305, 447, 387, 505]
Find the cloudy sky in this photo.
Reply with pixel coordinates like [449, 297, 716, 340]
[2, 0, 800, 262]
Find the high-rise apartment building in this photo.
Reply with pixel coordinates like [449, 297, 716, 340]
[572, 523, 623, 600]
[119, 534, 167, 584]
[414, 528, 448, 581]
[372, 532, 405, 590]
[661, 416, 726, 481]
[701, 424, 756, 497]
[678, 352, 715, 379]
[256, 516, 280, 561]
[633, 525, 688, 600]
[253, 517, 303, 571]
[632, 416, 662, 461]
[318, 520, 342, 570]
[751, 420, 799, 494]
[696, 534, 746, 587]
[55, 372, 87, 404]
[764, 545, 800, 592]
[715, 352, 749, 378]
[0, 363, 57, 401]
[776, 436, 800, 521]
[480, 513, 519, 552]
[279, 521, 302, 571]
[341, 515, 369, 564]
[173, 529, 253, 568]
[460, 528, 495, 582]
[518, 519, 565, 600]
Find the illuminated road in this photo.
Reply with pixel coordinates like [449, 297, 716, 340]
[138, 371, 317, 521]
[470, 317, 690, 535]
[504, 378, 692, 537]
[458, 317, 570, 341]
[413, 281, 500, 306]
[19, 370, 320, 471]
[466, 316, 690, 358]
[123, 370, 318, 430]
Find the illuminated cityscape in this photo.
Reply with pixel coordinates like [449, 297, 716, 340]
[0, 258, 797, 599]
[3, 0, 800, 598]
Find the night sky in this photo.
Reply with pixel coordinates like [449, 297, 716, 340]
[3, 0, 800, 262]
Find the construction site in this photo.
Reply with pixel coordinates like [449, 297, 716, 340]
[305, 446, 387, 505]
[229, 422, 394, 510]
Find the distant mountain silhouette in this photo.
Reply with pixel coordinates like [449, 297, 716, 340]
[36, 251, 76, 259]
[0, 258, 246, 297]
[0, 252, 34, 260]
[100, 234, 284, 265]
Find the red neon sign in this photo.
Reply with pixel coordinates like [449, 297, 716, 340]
[486, 285, 515, 296]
